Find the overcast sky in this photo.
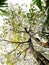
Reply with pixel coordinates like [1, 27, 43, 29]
[7, 0, 32, 12]
[7, 0, 31, 5]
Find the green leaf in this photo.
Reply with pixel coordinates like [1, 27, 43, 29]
[36, 0, 42, 10]
[0, 9, 10, 16]
[0, 0, 7, 6]
[0, 3, 8, 7]
[32, 0, 42, 10]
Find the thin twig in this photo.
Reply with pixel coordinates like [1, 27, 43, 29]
[8, 43, 20, 54]
[17, 46, 29, 57]
[1, 39, 28, 44]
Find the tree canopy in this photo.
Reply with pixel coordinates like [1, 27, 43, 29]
[0, 0, 49, 65]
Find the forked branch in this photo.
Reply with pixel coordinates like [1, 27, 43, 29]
[24, 28, 49, 48]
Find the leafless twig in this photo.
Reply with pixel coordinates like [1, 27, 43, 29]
[1, 39, 28, 44]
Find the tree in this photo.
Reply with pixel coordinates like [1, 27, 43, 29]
[0, 0, 49, 65]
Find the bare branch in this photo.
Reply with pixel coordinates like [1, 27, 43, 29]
[24, 28, 49, 48]
[1, 39, 28, 44]
[8, 43, 20, 54]
[42, 31, 49, 34]
[17, 46, 29, 57]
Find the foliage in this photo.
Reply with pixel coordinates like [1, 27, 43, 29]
[0, 0, 7, 7]
[0, 0, 9, 16]
[0, 0, 49, 65]
[32, 0, 42, 10]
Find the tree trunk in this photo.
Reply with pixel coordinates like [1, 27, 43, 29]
[28, 38, 49, 65]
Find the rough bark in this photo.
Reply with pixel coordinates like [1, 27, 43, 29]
[28, 38, 49, 65]
[35, 38, 49, 48]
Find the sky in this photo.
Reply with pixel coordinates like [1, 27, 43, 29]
[7, 0, 31, 6]
[7, 0, 32, 12]
[0, 0, 32, 26]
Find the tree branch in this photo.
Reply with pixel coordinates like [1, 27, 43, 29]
[8, 43, 20, 54]
[1, 39, 28, 44]
[24, 28, 49, 48]
[17, 46, 29, 58]
[42, 31, 49, 34]
[28, 37, 49, 65]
